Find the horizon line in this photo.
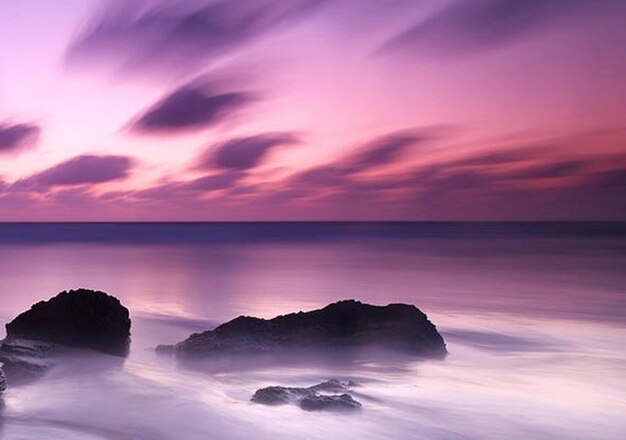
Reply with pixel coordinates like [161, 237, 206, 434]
[0, 220, 625, 224]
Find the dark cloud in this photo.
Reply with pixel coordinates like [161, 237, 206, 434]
[185, 172, 246, 191]
[0, 122, 41, 154]
[423, 144, 586, 179]
[50, 188, 100, 207]
[501, 160, 587, 180]
[134, 171, 245, 201]
[197, 133, 299, 171]
[14, 154, 134, 191]
[426, 169, 494, 191]
[267, 132, 626, 214]
[398, 152, 626, 203]
[345, 132, 420, 171]
[577, 168, 626, 192]
[131, 84, 252, 134]
[233, 131, 423, 205]
[132, 183, 184, 201]
[67, 0, 323, 75]
[289, 131, 423, 189]
[452, 147, 540, 167]
[384, 0, 617, 55]
[291, 165, 348, 187]
[398, 158, 590, 195]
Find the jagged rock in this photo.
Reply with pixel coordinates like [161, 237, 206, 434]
[299, 393, 362, 411]
[251, 385, 309, 405]
[5, 289, 131, 356]
[159, 300, 446, 358]
[251, 379, 362, 412]
[309, 378, 351, 393]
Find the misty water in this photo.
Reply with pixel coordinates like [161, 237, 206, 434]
[0, 223, 624, 439]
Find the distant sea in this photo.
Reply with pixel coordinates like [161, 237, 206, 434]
[1, 221, 625, 243]
[0, 222, 624, 439]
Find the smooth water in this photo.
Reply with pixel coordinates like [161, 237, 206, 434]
[0, 223, 624, 439]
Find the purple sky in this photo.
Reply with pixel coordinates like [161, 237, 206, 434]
[1, 0, 625, 221]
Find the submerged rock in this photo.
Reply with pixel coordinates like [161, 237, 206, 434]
[5, 289, 131, 356]
[0, 339, 54, 385]
[251, 379, 362, 412]
[160, 300, 446, 358]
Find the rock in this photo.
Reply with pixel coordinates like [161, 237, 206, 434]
[251, 386, 309, 405]
[5, 289, 131, 356]
[299, 393, 362, 411]
[0, 364, 6, 394]
[0, 289, 131, 386]
[162, 300, 446, 358]
[309, 378, 350, 393]
[251, 379, 362, 412]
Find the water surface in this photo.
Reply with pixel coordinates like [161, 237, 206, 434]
[0, 222, 624, 439]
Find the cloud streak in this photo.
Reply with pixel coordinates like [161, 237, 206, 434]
[288, 131, 424, 190]
[133, 171, 245, 203]
[131, 84, 252, 134]
[259, 131, 626, 218]
[197, 133, 300, 171]
[0, 122, 41, 154]
[13, 155, 134, 191]
[384, 0, 620, 55]
[3, 136, 625, 220]
[67, 0, 324, 76]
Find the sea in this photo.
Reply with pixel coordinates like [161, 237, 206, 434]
[0, 222, 624, 439]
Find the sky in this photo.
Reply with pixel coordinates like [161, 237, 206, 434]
[0, 0, 625, 221]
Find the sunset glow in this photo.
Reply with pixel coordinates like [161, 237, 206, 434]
[1, 0, 625, 220]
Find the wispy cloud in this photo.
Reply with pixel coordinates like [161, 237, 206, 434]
[288, 130, 424, 190]
[196, 133, 300, 171]
[66, 0, 324, 76]
[130, 83, 253, 134]
[12, 154, 135, 191]
[383, 0, 622, 55]
[0, 122, 41, 154]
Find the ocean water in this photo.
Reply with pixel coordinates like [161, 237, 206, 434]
[0, 222, 624, 439]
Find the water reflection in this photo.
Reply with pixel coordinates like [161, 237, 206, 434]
[0, 236, 625, 325]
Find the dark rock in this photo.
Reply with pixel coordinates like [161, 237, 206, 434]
[299, 393, 362, 411]
[309, 379, 350, 394]
[251, 386, 309, 405]
[163, 300, 446, 358]
[251, 379, 362, 412]
[5, 289, 131, 356]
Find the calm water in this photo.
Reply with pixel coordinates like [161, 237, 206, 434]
[0, 222, 625, 439]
